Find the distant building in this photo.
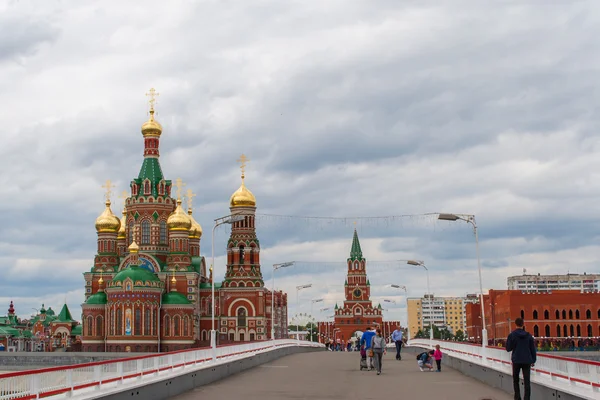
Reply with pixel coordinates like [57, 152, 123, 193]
[507, 273, 600, 292]
[407, 294, 478, 338]
[465, 289, 600, 342]
[318, 230, 400, 344]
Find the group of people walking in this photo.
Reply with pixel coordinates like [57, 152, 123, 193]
[359, 325, 405, 375]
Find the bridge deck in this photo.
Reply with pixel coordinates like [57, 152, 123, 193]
[173, 351, 513, 400]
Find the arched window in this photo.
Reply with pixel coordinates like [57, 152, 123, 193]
[520, 310, 524, 319]
[576, 325, 581, 336]
[544, 310, 549, 320]
[545, 325, 550, 337]
[128, 222, 134, 245]
[575, 310, 580, 319]
[586, 309, 592, 319]
[533, 310, 538, 320]
[141, 220, 151, 244]
[598, 309, 600, 319]
[96, 316, 103, 336]
[556, 325, 561, 337]
[533, 325, 539, 337]
[110, 309, 115, 335]
[183, 316, 189, 336]
[165, 316, 171, 336]
[569, 310, 573, 319]
[174, 316, 180, 336]
[562, 310, 567, 319]
[160, 221, 167, 244]
[135, 309, 141, 335]
[239, 282, 245, 288]
[144, 180, 150, 194]
[239, 246, 245, 263]
[555, 310, 560, 319]
[249, 249, 254, 264]
[587, 324, 593, 337]
[237, 308, 247, 327]
[570, 324, 574, 336]
[152, 309, 157, 336]
[116, 309, 123, 335]
[144, 309, 151, 335]
[87, 316, 93, 336]
[563, 324, 568, 337]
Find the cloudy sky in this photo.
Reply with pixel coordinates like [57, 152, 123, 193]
[2, 0, 600, 327]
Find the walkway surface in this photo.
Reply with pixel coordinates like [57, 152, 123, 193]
[172, 350, 513, 400]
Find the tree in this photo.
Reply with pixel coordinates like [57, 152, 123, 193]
[415, 329, 425, 338]
[305, 322, 319, 342]
[454, 330, 465, 342]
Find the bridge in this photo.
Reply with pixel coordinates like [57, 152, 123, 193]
[0, 339, 597, 400]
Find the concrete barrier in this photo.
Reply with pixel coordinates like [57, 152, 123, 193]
[79, 345, 322, 400]
[406, 346, 589, 400]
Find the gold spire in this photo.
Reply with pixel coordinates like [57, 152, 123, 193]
[117, 191, 128, 239]
[186, 189, 203, 238]
[102, 180, 115, 202]
[128, 226, 140, 253]
[171, 269, 177, 291]
[141, 88, 162, 137]
[95, 181, 121, 233]
[174, 178, 185, 201]
[230, 154, 256, 207]
[98, 271, 104, 286]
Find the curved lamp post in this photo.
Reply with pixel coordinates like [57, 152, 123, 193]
[272, 262, 294, 343]
[295, 284, 312, 341]
[390, 284, 409, 341]
[406, 260, 433, 347]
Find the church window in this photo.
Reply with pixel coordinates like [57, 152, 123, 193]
[229, 333, 234, 341]
[110, 309, 115, 335]
[128, 223, 134, 245]
[165, 316, 171, 336]
[237, 308, 247, 327]
[87, 316, 93, 336]
[116, 309, 123, 335]
[249, 249, 254, 264]
[135, 309, 141, 335]
[160, 221, 167, 244]
[250, 333, 255, 341]
[144, 180, 151, 195]
[152, 309, 157, 336]
[96, 316, 103, 336]
[239, 246, 245, 263]
[183, 316, 189, 336]
[174, 316, 180, 336]
[144, 309, 151, 335]
[141, 220, 151, 244]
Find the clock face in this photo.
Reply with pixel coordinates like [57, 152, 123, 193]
[353, 288, 362, 298]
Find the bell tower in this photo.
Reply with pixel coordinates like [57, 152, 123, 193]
[345, 229, 370, 302]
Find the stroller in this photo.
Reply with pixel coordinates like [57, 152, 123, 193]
[359, 347, 368, 370]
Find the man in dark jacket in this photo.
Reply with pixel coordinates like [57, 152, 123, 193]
[505, 318, 536, 400]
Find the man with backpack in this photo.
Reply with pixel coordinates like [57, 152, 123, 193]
[506, 317, 536, 400]
[360, 326, 376, 371]
[416, 350, 434, 371]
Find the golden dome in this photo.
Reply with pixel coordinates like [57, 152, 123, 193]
[95, 200, 121, 233]
[187, 209, 203, 239]
[141, 110, 162, 137]
[117, 209, 126, 239]
[167, 199, 192, 231]
[230, 180, 256, 208]
[128, 240, 139, 253]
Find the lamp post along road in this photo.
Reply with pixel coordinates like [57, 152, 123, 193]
[211, 215, 244, 361]
[310, 298, 324, 342]
[295, 284, 312, 340]
[390, 284, 409, 341]
[406, 260, 432, 347]
[438, 213, 488, 354]
[271, 262, 294, 343]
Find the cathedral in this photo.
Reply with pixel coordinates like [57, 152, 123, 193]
[318, 230, 401, 346]
[81, 90, 287, 352]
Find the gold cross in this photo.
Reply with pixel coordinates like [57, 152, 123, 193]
[145, 88, 159, 112]
[119, 190, 128, 209]
[101, 180, 115, 202]
[186, 189, 196, 211]
[237, 154, 249, 179]
[174, 178, 185, 201]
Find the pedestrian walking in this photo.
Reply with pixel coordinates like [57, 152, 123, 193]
[433, 344, 443, 372]
[505, 317, 536, 400]
[360, 326, 375, 370]
[391, 326, 403, 360]
[371, 328, 386, 375]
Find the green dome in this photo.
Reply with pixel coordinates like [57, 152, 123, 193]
[162, 291, 191, 305]
[111, 266, 160, 287]
[46, 307, 55, 316]
[86, 291, 107, 305]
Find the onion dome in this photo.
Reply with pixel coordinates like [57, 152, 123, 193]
[86, 291, 107, 305]
[230, 180, 256, 208]
[40, 304, 46, 314]
[8, 301, 14, 315]
[167, 199, 192, 231]
[95, 200, 121, 233]
[187, 209, 203, 238]
[117, 209, 126, 239]
[128, 240, 139, 253]
[46, 307, 55, 316]
[141, 109, 162, 137]
[111, 265, 160, 287]
[162, 291, 191, 305]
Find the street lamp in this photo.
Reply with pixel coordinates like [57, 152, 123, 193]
[295, 284, 312, 341]
[406, 260, 433, 346]
[272, 262, 295, 342]
[438, 213, 487, 352]
[211, 214, 245, 360]
[390, 284, 410, 341]
[383, 299, 396, 304]
[310, 298, 324, 342]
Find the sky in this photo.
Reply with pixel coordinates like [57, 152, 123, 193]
[1, 0, 600, 328]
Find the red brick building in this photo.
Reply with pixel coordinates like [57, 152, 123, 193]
[318, 230, 400, 345]
[465, 289, 600, 342]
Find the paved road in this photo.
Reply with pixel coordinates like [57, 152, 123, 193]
[173, 351, 513, 400]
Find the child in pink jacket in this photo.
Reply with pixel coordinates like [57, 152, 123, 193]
[433, 344, 443, 372]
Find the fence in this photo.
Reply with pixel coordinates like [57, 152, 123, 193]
[408, 339, 599, 398]
[0, 339, 322, 400]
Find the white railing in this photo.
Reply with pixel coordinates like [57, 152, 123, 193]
[0, 339, 323, 400]
[408, 339, 599, 399]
